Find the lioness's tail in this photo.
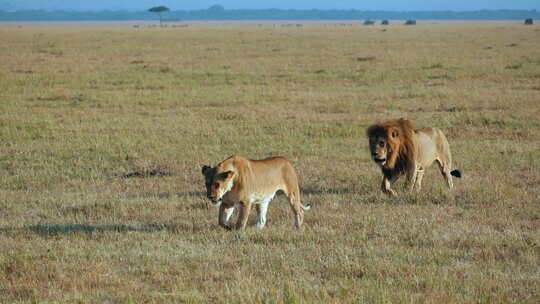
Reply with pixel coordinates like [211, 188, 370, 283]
[302, 204, 312, 211]
[450, 170, 462, 178]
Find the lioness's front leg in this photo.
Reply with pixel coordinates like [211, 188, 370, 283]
[218, 204, 235, 230]
[381, 176, 398, 197]
[235, 201, 252, 230]
[256, 199, 271, 229]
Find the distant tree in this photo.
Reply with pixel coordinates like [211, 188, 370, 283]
[363, 20, 375, 25]
[148, 6, 170, 27]
[381, 20, 390, 25]
[208, 4, 225, 12]
[404, 19, 416, 25]
[524, 18, 533, 25]
[206, 4, 225, 18]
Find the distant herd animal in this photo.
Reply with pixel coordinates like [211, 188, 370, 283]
[202, 118, 461, 230]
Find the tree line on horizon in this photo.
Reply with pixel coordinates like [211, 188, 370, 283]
[0, 6, 538, 22]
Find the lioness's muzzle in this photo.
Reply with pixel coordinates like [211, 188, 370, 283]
[207, 194, 221, 205]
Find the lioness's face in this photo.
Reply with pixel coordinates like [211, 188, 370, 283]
[369, 135, 389, 166]
[201, 166, 234, 205]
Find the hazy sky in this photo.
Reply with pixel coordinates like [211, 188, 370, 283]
[6, 1, 540, 11]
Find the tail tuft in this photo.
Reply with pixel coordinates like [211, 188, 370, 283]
[302, 204, 312, 211]
[450, 170, 462, 178]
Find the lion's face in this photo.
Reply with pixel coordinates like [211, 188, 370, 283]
[201, 165, 235, 205]
[369, 135, 389, 166]
[367, 121, 411, 171]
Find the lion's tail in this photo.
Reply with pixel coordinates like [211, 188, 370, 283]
[450, 170, 462, 178]
[302, 204, 312, 211]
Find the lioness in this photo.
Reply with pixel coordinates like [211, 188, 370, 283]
[201, 155, 311, 230]
[367, 118, 461, 196]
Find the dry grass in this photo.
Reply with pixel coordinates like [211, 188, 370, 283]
[1, 23, 539, 303]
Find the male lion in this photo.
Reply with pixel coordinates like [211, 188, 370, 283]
[366, 118, 461, 196]
[201, 155, 311, 230]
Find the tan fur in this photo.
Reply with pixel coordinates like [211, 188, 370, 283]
[202, 155, 311, 230]
[367, 118, 461, 196]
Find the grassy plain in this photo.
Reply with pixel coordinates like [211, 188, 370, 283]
[0, 23, 539, 303]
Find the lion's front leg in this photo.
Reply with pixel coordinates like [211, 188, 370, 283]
[405, 161, 420, 193]
[381, 176, 398, 197]
[218, 204, 235, 230]
[406, 168, 418, 193]
[235, 201, 252, 230]
[413, 169, 425, 192]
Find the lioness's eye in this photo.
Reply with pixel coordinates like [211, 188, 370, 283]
[379, 141, 385, 147]
[214, 183, 219, 188]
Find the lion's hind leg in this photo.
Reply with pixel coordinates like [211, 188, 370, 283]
[435, 130, 461, 189]
[284, 189, 304, 228]
[436, 158, 455, 189]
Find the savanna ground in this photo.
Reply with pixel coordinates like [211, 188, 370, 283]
[0, 22, 539, 303]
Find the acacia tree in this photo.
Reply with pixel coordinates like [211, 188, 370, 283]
[148, 6, 170, 27]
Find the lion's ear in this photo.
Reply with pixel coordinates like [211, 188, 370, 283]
[391, 128, 399, 138]
[202, 165, 211, 176]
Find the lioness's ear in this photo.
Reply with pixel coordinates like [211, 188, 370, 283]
[202, 165, 211, 176]
[391, 128, 399, 138]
